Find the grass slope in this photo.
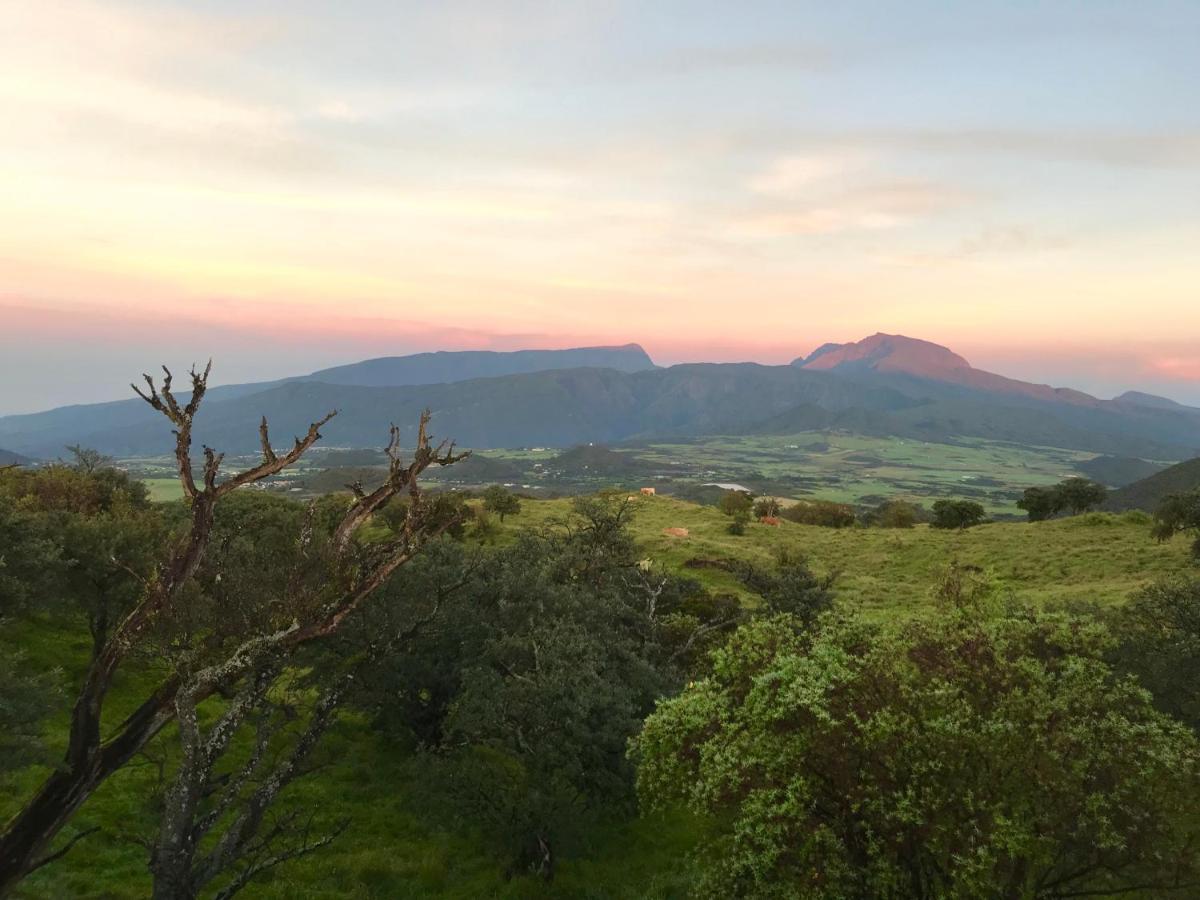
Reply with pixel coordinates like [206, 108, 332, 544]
[507, 496, 1193, 616]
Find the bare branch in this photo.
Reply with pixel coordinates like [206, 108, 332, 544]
[258, 417, 277, 466]
[215, 411, 336, 498]
[132, 364, 210, 501]
[211, 819, 350, 900]
[331, 410, 469, 555]
[27, 826, 100, 874]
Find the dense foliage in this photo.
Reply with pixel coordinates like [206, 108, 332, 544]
[634, 601, 1200, 898]
[1017, 477, 1108, 521]
[930, 498, 987, 529]
[481, 484, 521, 521]
[350, 495, 745, 875]
[780, 499, 856, 528]
[1113, 576, 1200, 730]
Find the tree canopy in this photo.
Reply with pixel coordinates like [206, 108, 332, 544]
[930, 499, 987, 529]
[634, 606, 1200, 899]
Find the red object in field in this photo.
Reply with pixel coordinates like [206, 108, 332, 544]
[759, 516, 781, 526]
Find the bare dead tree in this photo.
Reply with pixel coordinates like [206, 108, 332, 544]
[0, 363, 466, 896]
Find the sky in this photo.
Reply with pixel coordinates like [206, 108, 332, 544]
[1, 0, 1198, 414]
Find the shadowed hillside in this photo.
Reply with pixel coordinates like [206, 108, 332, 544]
[1104, 457, 1200, 511]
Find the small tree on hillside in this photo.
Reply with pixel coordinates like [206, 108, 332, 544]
[482, 484, 521, 522]
[868, 499, 922, 528]
[753, 497, 781, 519]
[1152, 488, 1200, 560]
[1017, 478, 1107, 521]
[930, 499, 987, 530]
[63, 445, 114, 475]
[718, 490, 752, 518]
[781, 500, 856, 529]
[719, 491, 752, 535]
[1017, 485, 1064, 522]
[1056, 477, 1108, 515]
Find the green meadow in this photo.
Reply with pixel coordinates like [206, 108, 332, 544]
[499, 495, 1191, 616]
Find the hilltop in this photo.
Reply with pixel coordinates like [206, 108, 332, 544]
[796, 333, 1102, 407]
[307, 344, 655, 387]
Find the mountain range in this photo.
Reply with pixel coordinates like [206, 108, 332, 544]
[1, 335, 1197, 461]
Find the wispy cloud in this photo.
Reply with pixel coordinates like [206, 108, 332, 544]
[747, 154, 858, 194]
[728, 181, 970, 238]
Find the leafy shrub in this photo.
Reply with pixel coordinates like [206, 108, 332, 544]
[1152, 488, 1200, 560]
[930, 499, 987, 529]
[752, 497, 781, 519]
[865, 498, 924, 528]
[781, 500, 855, 528]
[634, 607, 1200, 899]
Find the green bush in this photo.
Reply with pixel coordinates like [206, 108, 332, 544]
[634, 607, 1200, 899]
[781, 500, 855, 528]
[930, 498, 987, 529]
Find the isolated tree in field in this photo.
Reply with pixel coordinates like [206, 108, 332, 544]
[781, 499, 856, 528]
[63, 444, 114, 475]
[0, 363, 466, 897]
[1017, 478, 1107, 521]
[753, 496, 781, 519]
[1017, 485, 1063, 521]
[719, 490, 752, 535]
[931, 498, 987, 529]
[718, 490, 752, 518]
[1152, 488, 1200, 560]
[1055, 477, 1107, 515]
[868, 498, 922, 528]
[633, 608, 1200, 899]
[482, 484, 521, 522]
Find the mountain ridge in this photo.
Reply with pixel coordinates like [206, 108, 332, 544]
[2, 335, 1197, 461]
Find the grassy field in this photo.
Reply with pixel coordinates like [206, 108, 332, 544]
[502, 495, 1193, 616]
[140, 476, 185, 502]
[6, 491, 1193, 898]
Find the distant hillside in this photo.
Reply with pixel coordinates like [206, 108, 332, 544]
[429, 453, 525, 484]
[3, 334, 1200, 461]
[1074, 455, 1165, 487]
[0, 448, 31, 466]
[307, 344, 655, 387]
[3, 359, 1198, 462]
[1104, 457, 1200, 511]
[0, 365, 915, 458]
[1114, 391, 1200, 412]
[0, 344, 656, 455]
